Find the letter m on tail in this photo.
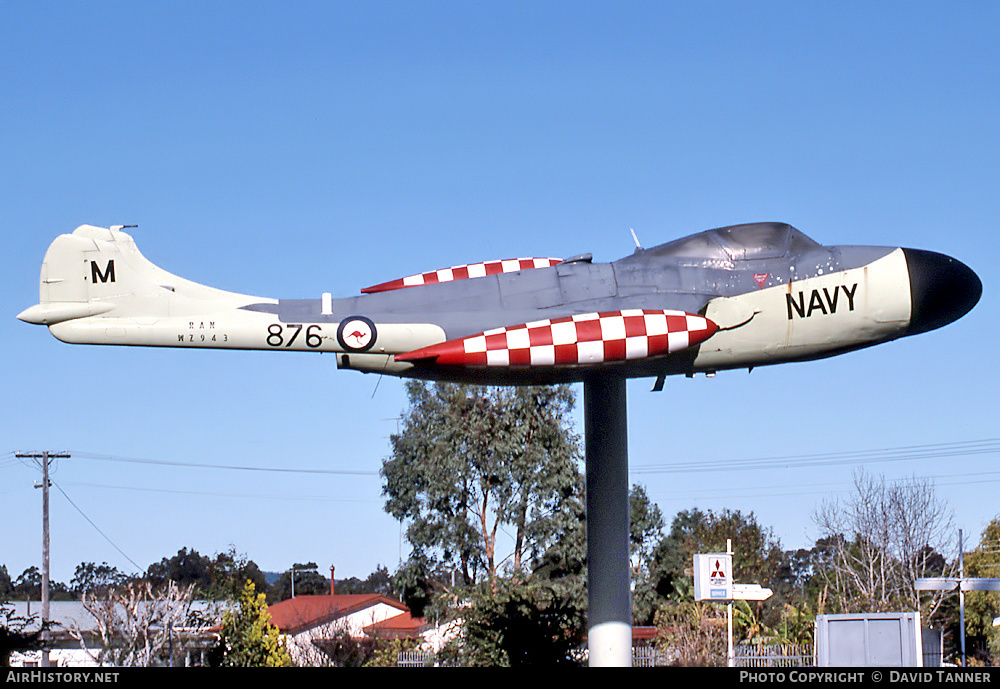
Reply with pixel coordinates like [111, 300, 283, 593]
[91, 260, 115, 283]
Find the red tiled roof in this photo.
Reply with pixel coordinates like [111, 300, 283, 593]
[363, 611, 429, 639]
[632, 626, 659, 641]
[268, 594, 409, 636]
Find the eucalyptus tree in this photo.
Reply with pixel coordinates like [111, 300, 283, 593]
[382, 381, 583, 588]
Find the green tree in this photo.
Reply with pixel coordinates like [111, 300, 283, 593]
[268, 562, 328, 603]
[205, 548, 267, 601]
[0, 566, 13, 600]
[383, 382, 588, 661]
[1, 603, 51, 667]
[630, 484, 666, 625]
[651, 507, 786, 602]
[440, 577, 585, 667]
[963, 518, 1000, 663]
[382, 382, 583, 589]
[6, 567, 70, 602]
[146, 547, 266, 601]
[652, 507, 791, 636]
[215, 580, 291, 667]
[336, 565, 392, 595]
[364, 637, 420, 667]
[147, 548, 212, 594]
[70, 562, 128, 598]
[390, 558, 436, 619]
[12, 567, 40, 601]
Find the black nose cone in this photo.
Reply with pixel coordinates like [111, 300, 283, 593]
[903, 248, 981, 336]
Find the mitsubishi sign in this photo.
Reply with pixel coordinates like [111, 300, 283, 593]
[693, 553, 733, 601]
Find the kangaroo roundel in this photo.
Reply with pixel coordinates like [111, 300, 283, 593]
[337, 316, 377, 352]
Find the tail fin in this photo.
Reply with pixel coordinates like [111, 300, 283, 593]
[18, 225, 265, 325]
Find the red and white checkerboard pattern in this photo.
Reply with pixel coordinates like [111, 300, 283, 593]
[362, 257, 562, 294]
[396, 309, 718, 367]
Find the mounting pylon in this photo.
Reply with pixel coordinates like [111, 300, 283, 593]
[583, 375, 632, 667]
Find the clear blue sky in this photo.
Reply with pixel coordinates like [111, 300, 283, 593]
[2, 2, 997, 586]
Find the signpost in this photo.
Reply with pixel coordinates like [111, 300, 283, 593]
[694, 540, 773, 667]
[733, 583, 774, 600]
[915, 575, 1000, 667]
[914, 529, 1000, 667]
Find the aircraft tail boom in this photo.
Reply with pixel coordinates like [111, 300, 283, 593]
[18, 225, 279, 348]
[20, 224, 274, 316]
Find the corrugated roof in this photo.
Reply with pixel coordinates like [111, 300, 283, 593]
[6, 600, 228, 633]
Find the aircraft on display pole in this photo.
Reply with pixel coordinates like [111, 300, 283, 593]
[17, 220, 982, 667]
[18, 222, 981, 380]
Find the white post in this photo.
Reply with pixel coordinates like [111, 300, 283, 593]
[960, 529, 966, 667]
[727, 538, 734, 668]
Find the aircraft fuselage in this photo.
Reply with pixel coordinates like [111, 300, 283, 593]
[19, 223, 980, 385]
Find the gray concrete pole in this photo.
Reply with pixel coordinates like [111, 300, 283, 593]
[584, 374, 632, 667]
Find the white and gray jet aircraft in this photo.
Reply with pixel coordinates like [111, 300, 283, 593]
[18, 222, 981, 384]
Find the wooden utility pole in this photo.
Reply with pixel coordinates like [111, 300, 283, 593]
[16, 451, 70, 668]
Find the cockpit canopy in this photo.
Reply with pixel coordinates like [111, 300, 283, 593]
[646, 222, 821, 263]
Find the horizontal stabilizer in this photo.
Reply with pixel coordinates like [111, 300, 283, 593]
[395, 309, 717, 367]
[362, 257, 562, 293]
[17, 301, 116, 325]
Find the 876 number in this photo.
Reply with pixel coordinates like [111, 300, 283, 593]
[266, 323, 323, 348]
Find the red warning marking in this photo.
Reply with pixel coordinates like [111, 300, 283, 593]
[395, 309, 718, 368]
[362, 257, 563, 293]
[753, 273, 769, 289]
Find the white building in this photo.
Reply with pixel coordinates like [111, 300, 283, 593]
[5, 600, 222, 667]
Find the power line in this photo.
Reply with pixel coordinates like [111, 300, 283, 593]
[645, 454, 1000, 507]
[58, 479, 379, 504]
[652, 468, 1000, 505]
[49, 479, 143, 572]
[632, 438, 1000, 475]
[7, 438, 1000, 508]
[70, 450, 379, 476]
[8, 438, 998, 481]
